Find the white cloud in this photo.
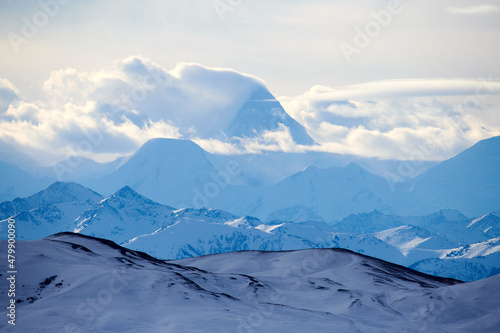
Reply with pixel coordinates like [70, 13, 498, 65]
[238, 124, 309, 154]
[41, 56, 267, 137]
[194, 124, 310, 155]
[4, 102, 39, 120]
[281, 79, 500, 160]
[1, 57, 500, 164]
[0, 78, 20, 113]
[193, 138, 244, 155]
[288, 79, 500, 101]
[0, 57, 294, 164]
[447, 5, 500, 15]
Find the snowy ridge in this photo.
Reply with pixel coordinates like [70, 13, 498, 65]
[0, 182, 102, 221]
[1, 182, 500, 281]
[374, 225, 432, 256]
[4, 233, 499, 333]
[441, 237, 500, 259]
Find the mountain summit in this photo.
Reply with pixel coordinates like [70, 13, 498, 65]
[89, 138, 246, 207]
[226, 86, 315, 145]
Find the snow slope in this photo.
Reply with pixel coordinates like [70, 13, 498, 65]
[212, 162, 396, 222]
[407, 135, 500, 216]
[86, 138, 248, 208]
[4, 233, 498, 333]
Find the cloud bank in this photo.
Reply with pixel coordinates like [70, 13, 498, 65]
[281, 79, 500, 160]
[0, 56, 273, 163]
[0, 56, 499, 164]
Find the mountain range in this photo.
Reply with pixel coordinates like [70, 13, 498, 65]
[1, 182, 499, 282]
[2, 53, 499, 332]
[2, 135, 498, 222]
[2, 232, 498, 332]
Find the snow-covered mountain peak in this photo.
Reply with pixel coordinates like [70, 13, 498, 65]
[344, 161, 364, 172]
[224, 215, 263, 228]
[88, 138, 227, 206]
[226, 85, 316, 145]
[110, 185, 138, 198]
[428, 209, 470, 222]
[0, 181, 102, 221]
[139, 137, 205, 154]
[30, 181, 103, 205]
[124, 138, 209, 167]
[108, 185, 171, 208]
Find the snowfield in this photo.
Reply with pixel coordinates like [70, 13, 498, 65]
[1, 233, 499, 332]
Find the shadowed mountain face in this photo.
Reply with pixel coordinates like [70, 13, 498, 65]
[6, 233, 499, 333]
[86, 138, 246, 208]
[227, 86, 316, 145]
[406, 135, 500, 216]
[88, 135, 500, 221]
[78, 139, 398, 222]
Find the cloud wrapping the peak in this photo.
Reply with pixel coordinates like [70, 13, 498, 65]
[1, 57, 499, 164]
[0, 56, 297, 164]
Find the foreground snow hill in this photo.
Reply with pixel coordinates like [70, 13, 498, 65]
[1, 233, 499, 333]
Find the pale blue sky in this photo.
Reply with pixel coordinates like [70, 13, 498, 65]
[1, 0, 499, 97]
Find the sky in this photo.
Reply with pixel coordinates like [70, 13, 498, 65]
[0, 0, 499, 165]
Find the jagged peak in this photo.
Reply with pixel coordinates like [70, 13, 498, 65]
[42, 181, 96, 192]
[345, 162, 363, 170]
[104, 186, 176, 210]
[112, 185, 139, 198]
